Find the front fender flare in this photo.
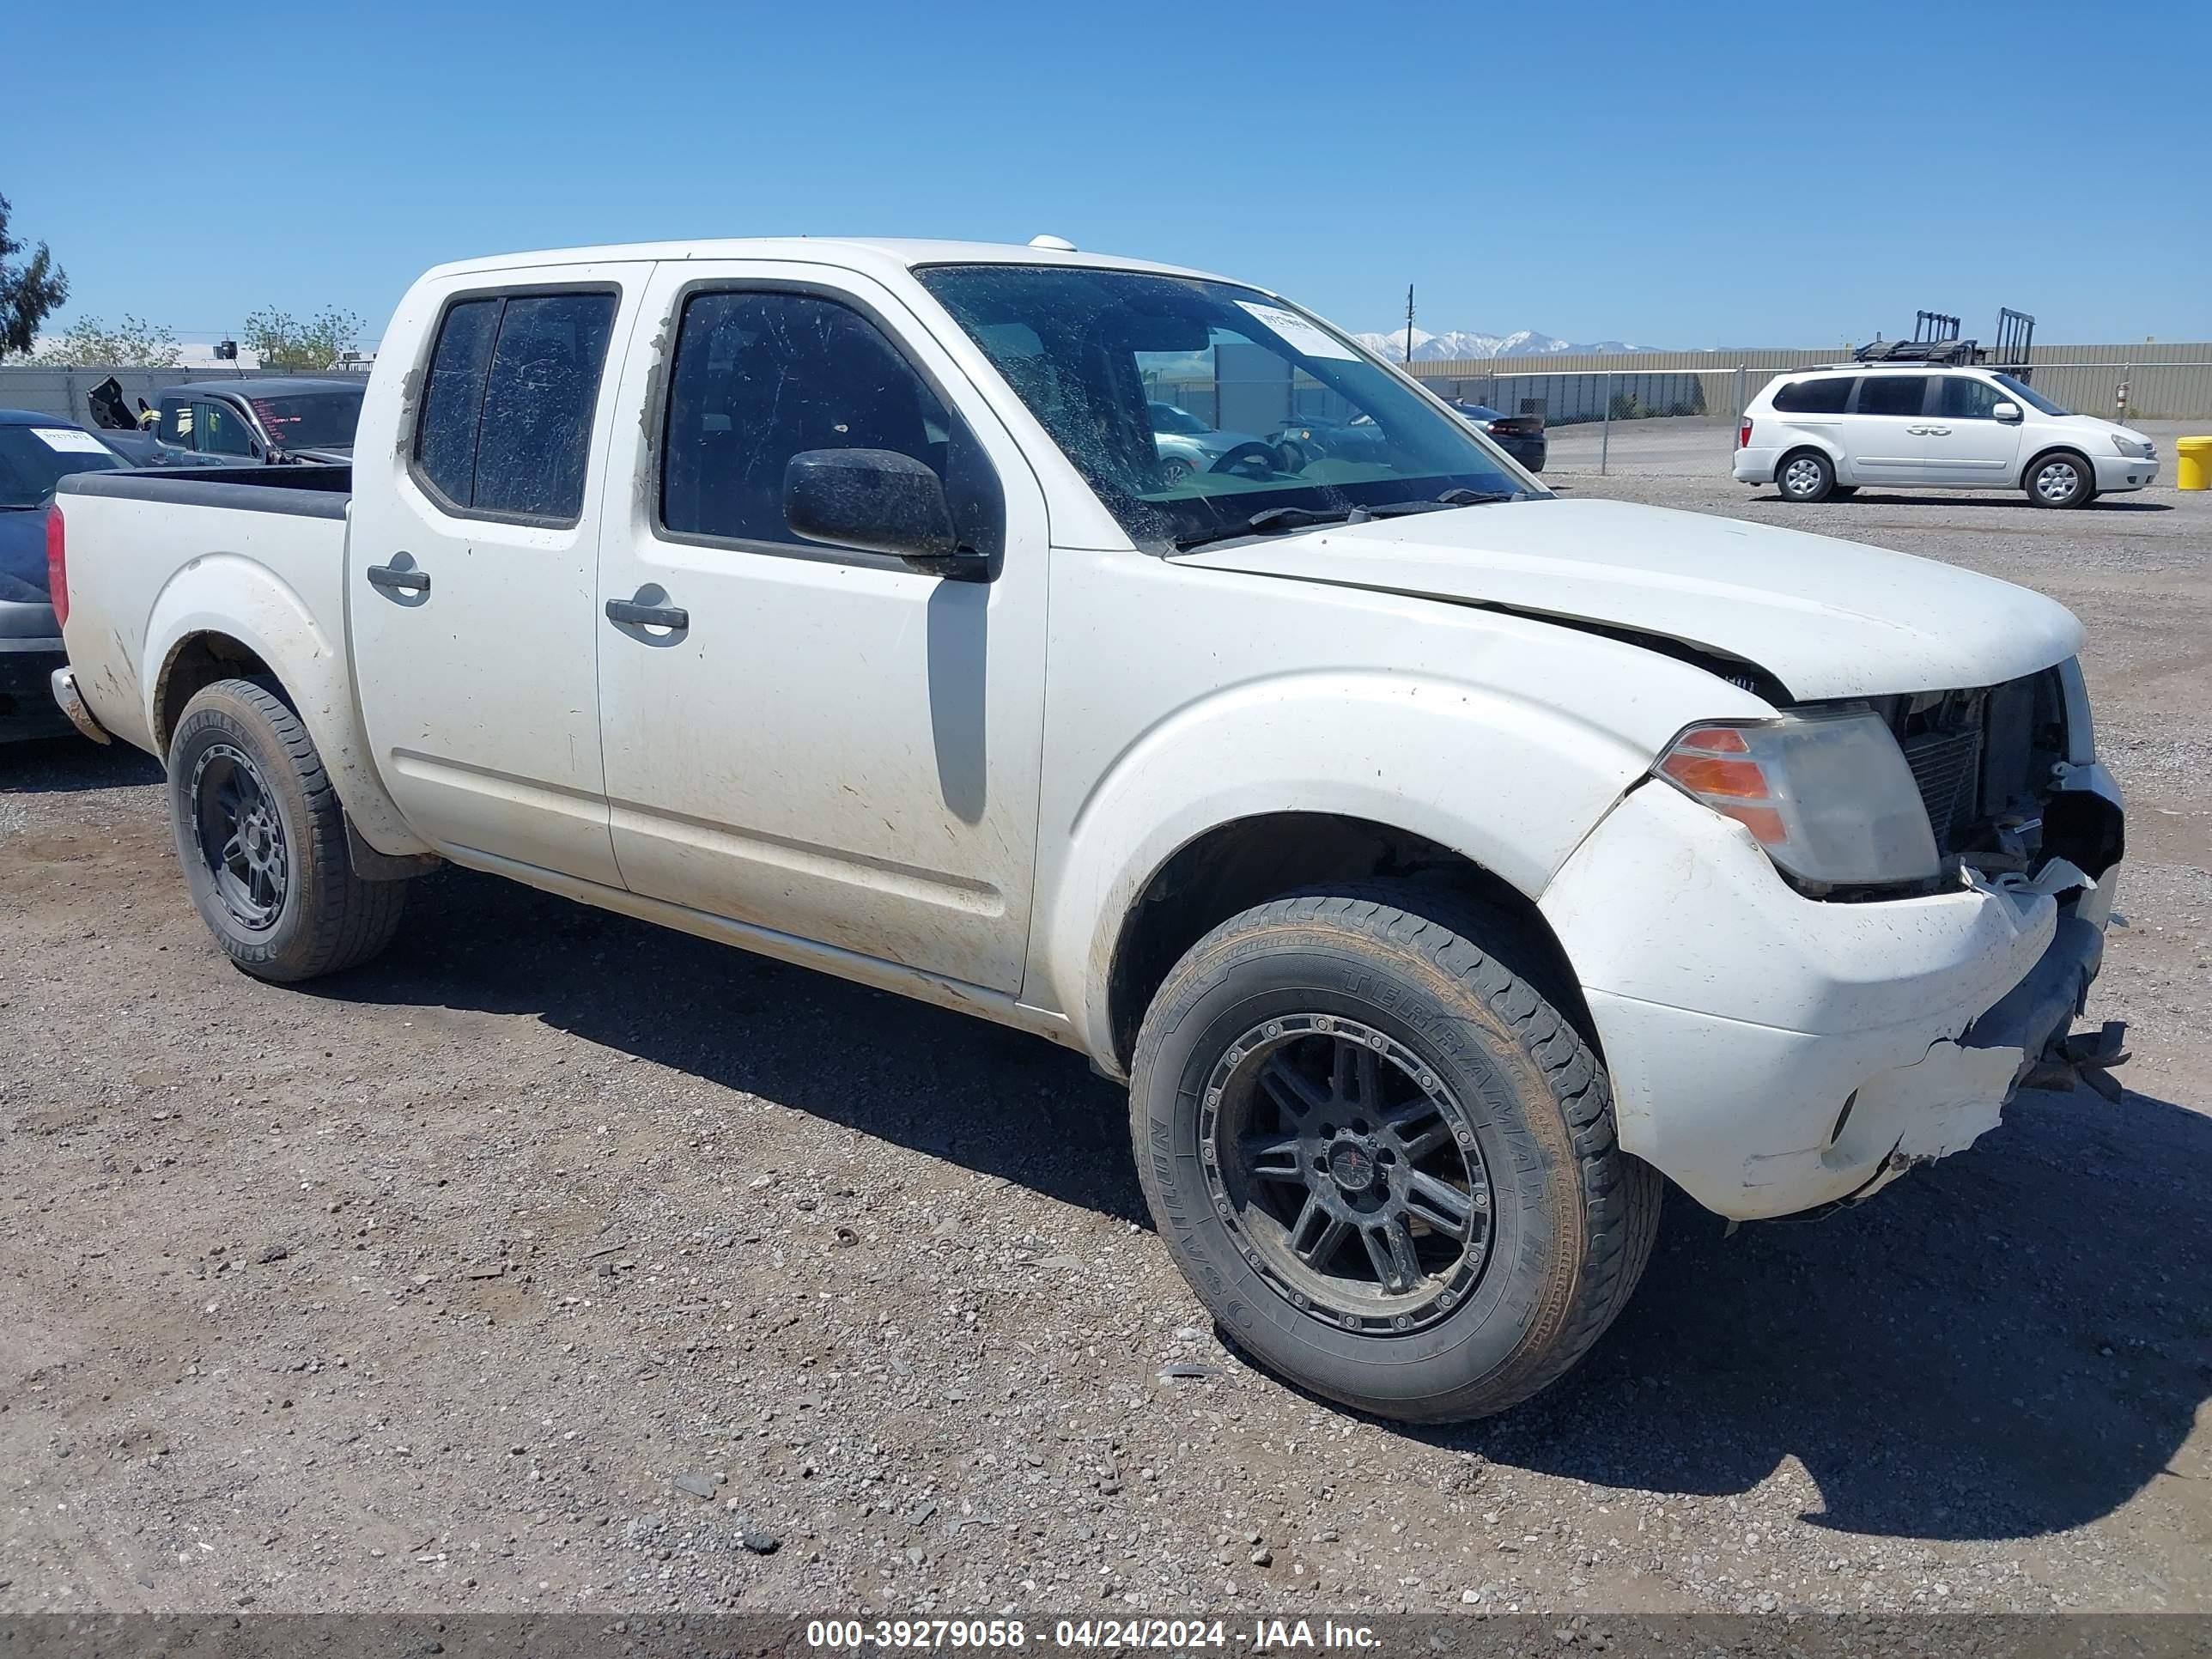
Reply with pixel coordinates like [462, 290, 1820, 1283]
[1035, 670, 1659, 1063]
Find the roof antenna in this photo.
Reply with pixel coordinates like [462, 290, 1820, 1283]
[1028, 234, 1077, 251]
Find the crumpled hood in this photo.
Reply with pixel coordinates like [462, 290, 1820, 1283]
[1171, 496, 2082, 700]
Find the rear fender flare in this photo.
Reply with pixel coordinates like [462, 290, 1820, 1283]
[143, 555, 428, 856]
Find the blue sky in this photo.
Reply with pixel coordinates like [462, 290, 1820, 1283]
[9, 0, 2207, 351]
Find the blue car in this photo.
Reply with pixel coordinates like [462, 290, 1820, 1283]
[0, 410, 129, 740]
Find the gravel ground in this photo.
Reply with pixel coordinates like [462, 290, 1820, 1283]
[3, 472, 2208, 1621]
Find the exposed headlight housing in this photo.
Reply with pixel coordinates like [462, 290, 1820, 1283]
[1656, 709, 1941, 890]
[2110, 434, 2154, 459]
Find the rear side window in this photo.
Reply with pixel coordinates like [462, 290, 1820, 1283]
[1854, 374, 1928, 417]
[1771, 377, 1851, 414]
[413, 291, 617, 522]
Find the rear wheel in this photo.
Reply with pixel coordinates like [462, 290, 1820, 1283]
[167, 678, 407, 982]
[2026, 450, 2095, 508]
[1128, 887, 1660, 1422]
[1776, 449, 1835, 502]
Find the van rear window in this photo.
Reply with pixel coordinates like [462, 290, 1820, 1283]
[1771, 378, 1852, 414]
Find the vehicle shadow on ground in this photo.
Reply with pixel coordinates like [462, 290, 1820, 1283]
[1753, 492, 2174, 514]
[332, 866, 1151, 1226]
[0, 734, 163, 794]
[1437, 1080, 2212, 1542]
[331, 866, 2209, 1544]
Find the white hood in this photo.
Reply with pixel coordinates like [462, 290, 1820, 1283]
[1173, 497, 2082, 700]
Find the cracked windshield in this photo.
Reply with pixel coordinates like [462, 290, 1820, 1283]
[918, 264, 1542, 550]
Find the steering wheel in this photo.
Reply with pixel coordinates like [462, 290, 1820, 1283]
[1208, 441, 1281, 479]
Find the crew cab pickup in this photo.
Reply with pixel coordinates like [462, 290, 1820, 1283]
[49, 239, 2127, 1423]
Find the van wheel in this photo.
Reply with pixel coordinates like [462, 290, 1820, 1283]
[167, 677, 407, 982]
[1777, 450, 1835, 501]
[1128, 887, 1661, 1423]
[2027, 451, 2094, 508]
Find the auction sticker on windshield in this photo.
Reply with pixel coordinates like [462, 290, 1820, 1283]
[1235, 301, 1360, 361]
[31, 428, 110, 453]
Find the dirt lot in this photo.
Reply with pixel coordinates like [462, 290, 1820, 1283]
[3, 470, 2209, 1620]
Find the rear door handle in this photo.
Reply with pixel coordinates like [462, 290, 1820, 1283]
[605, 598, 690, 630]
[366, 562, 430, 593]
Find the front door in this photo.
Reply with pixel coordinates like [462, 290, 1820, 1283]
[1916, 375, 2027, 484]
[349, 268, 648, 885]
[592, 263, 1048, 994]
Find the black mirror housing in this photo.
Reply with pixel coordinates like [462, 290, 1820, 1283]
[783, 448, 987, 578]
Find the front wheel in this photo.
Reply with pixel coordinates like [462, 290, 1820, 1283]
[2027, 451, 2095, 508]
[167, 677, 407, 982]
[1128, 888, 1660, 1422]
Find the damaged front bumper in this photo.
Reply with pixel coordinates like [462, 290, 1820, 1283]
[1540, 769, 2124, 1222]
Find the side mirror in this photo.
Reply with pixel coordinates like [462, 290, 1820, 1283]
[783, 448, 989, 580]
[1992, 401, 2022, 423]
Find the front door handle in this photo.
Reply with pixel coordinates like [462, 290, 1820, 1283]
[605, 597, 690, 630]
[366, 562, 430, 594]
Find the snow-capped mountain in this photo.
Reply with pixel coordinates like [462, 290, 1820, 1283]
[1351, 326, 1657, 362]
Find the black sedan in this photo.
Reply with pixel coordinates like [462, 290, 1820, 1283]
[1447, 402, 1547, 473]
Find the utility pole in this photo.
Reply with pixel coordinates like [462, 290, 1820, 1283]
[1404, 284, 1416, 365]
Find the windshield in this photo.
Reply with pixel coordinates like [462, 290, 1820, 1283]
[0, 425, 124, 509]
[1991, 373, 2072, 418]
[916, 264, 1539, 548]
[246, 386, 364, 451]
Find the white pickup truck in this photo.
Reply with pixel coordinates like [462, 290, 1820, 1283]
[49, 239, 2127, 1422]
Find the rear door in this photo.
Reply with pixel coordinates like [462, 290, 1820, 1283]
[1837, 373, 1930, 483]
[591, 260, 1049, 994]
[1917, 374, 2026, 483]
[348, 266, 650, 885]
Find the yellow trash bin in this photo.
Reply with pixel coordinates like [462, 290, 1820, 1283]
[2179, 435, 2212, 491]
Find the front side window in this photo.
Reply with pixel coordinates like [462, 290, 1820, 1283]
[198, 401, 257, 456]
[1937, 377, 2004, 420]
[1854, 374, 1928, 417]
[659, 289, 973, 550]
[413, 291, 617, 521]
[1992, 372, 2072, 417]
[916, 264, 1536, 549]
[1772, 377, 1852, 414]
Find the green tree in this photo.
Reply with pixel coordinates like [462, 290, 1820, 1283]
[0, 192, 70, 360]
[37, 313, 181, 367]
[242, 305, 367, 370]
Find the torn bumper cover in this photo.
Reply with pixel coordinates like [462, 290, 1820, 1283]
[1540, 777, 2123, 1222]
[1838, 906, 2121, 1207]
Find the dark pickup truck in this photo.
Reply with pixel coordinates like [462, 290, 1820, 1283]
[153, 377, 365, 465]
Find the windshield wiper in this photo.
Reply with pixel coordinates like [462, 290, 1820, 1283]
[1355, 489, 1534, 521]
[1172, 504, 1370, 552]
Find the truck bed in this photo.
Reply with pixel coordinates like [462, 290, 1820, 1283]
[55, 465, 355, 758]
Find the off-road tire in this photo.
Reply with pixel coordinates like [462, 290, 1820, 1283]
[167, 677, 407, 982]
[1128, 885, 1661, 1422]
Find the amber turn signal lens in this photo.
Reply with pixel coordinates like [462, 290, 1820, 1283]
[1659, 753, 1768, 799]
